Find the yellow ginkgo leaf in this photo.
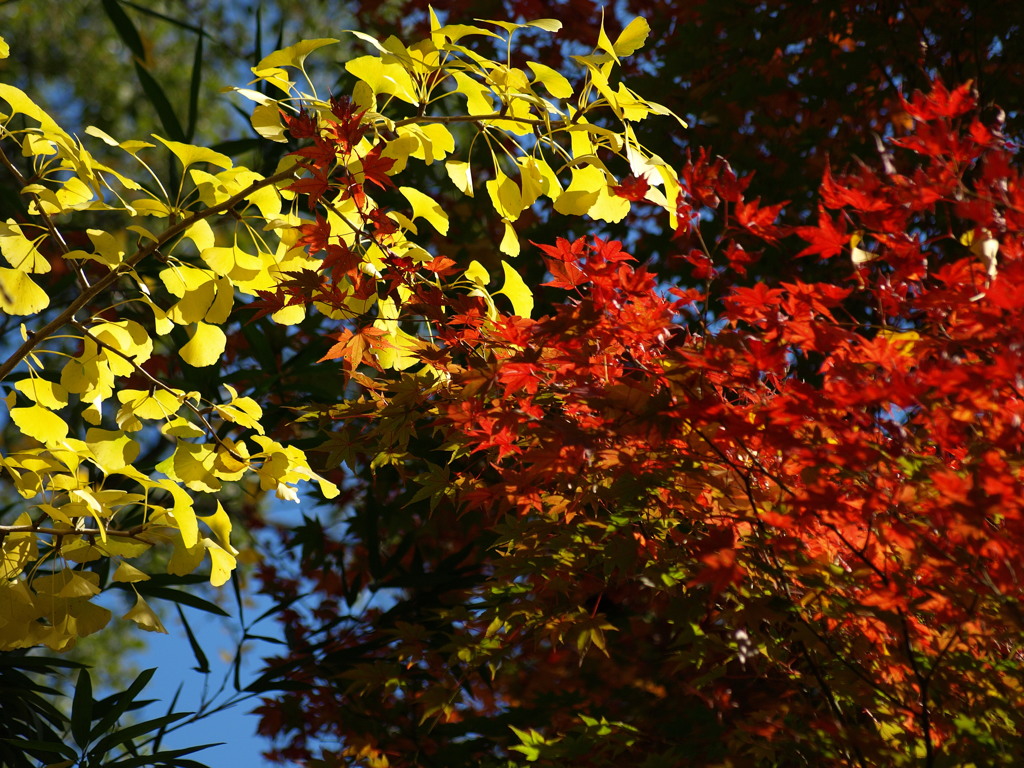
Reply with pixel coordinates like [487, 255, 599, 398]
[199, 502, 235, 551]
[614, 17, 651, 58]
[464, 260, 489, 287]
[180, 322, 227, 368]
[9, 404, 68, 443]
[254, 38, 339, 75]
[399, 186, 449, 234]
[206, 543, 237, 587]
[112, 561, 150, 583]
[486, 170, 524, 221]
[554, 166, 602, 216]
[86, 428, 140, 474]
[497, 261, 533, 317]
[499, 219, 520, 257]
[345, 56, 418, 104]
[14, 378, 67, 409]
[445, 160, 473, 196]
[122, 593, 167, 633]
[154, 135, 232, 171]
[0, 268, 49, 315]
[251, 103, 288, 142]
[0, 220, 49, 273]
[528, 61, 573, 99]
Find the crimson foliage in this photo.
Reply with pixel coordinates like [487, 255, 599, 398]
[247, 71, 1024, 766]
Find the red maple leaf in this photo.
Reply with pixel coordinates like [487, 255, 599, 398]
[296, 214, 330, 254]
[359, 144, 396, 190]
[610, 173, 650, 202]
[795, 207, 848, 260]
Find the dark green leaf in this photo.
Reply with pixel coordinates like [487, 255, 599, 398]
[119, 584, 230, 616]
[92, 669, 157, 737]
[185, 31, 203, 141]
[100, 0, 145, 61]
[70, 668, 94, 749]
[89, 712, 190, 758]
[176, 604, 210, 674]
[134, 61, 186, 142]
[100, 743, 219, 768]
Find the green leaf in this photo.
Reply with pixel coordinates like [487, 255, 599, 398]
[134, 60, 186, 142]
[70, 668, 94, 749]
[0, 739, 78, 760]
[177, 604, 211, 674]
[100, 0, 145, 61]
[185, 29, 203, 141]
[92, 669, 156, 737]
[128, 584, 230, 616]
[88, 712, 190, 758]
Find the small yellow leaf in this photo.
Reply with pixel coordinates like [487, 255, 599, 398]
[158, 479, 199, 549]
[554, 166, 602, 216]
[86, 428, 140, 473]
[464, 260, 490, 287]
[122, 593, 167, 633]
[596, 14, 619, 63]
[0, 220, 49, 273]
[206, 543, 237, 587]
[85, 229, 125, 267]
[499, 219, 520, 257]
[497, 261, 533, 317]
[251, 103, 288, 142]
[0, 36, 8, 60]
[445, 160, 473, 196]
[525, 18, 562, 33]
[399, 186, 449, 234]
[614, 17, 651, 57]
[112, 561, 150, 583]
[172, 442, 221, 492]
[451, 71, 495, 115]
[345, 55, 418, 104]
[199, 502, 235, 551]
[528, 61, 573, 99]
[154, 135, 232, 170]
[180, 322, 227, 368]
[486, 169, 525, 221]
[9, 404, 68, 443]
[15, 378, 68, 409]
[0, 268, 49, 315]
[254, 38, 339, 75]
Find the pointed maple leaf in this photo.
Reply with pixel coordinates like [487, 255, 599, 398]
[359, 144, 396, 190]
[245, 290, 287, 322]
[318, 326, 390, 370]
[282, 107, 318, 139]
[290, 140, 337, 171]
[296, 214, 331, 254]
[286, 171, 331, 209]
[734, 197, 787, 241]
[531, 236, 587, 262]
[321, 243, 360, 278]
[424, 256, 459, 276]
[368, 208, 398, 236]
[795, 206, 848, 259]
[326, 94, 368, 152]
[610, 173, 650, 202]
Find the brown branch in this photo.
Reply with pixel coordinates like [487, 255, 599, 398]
[0, 522, 151, 540]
